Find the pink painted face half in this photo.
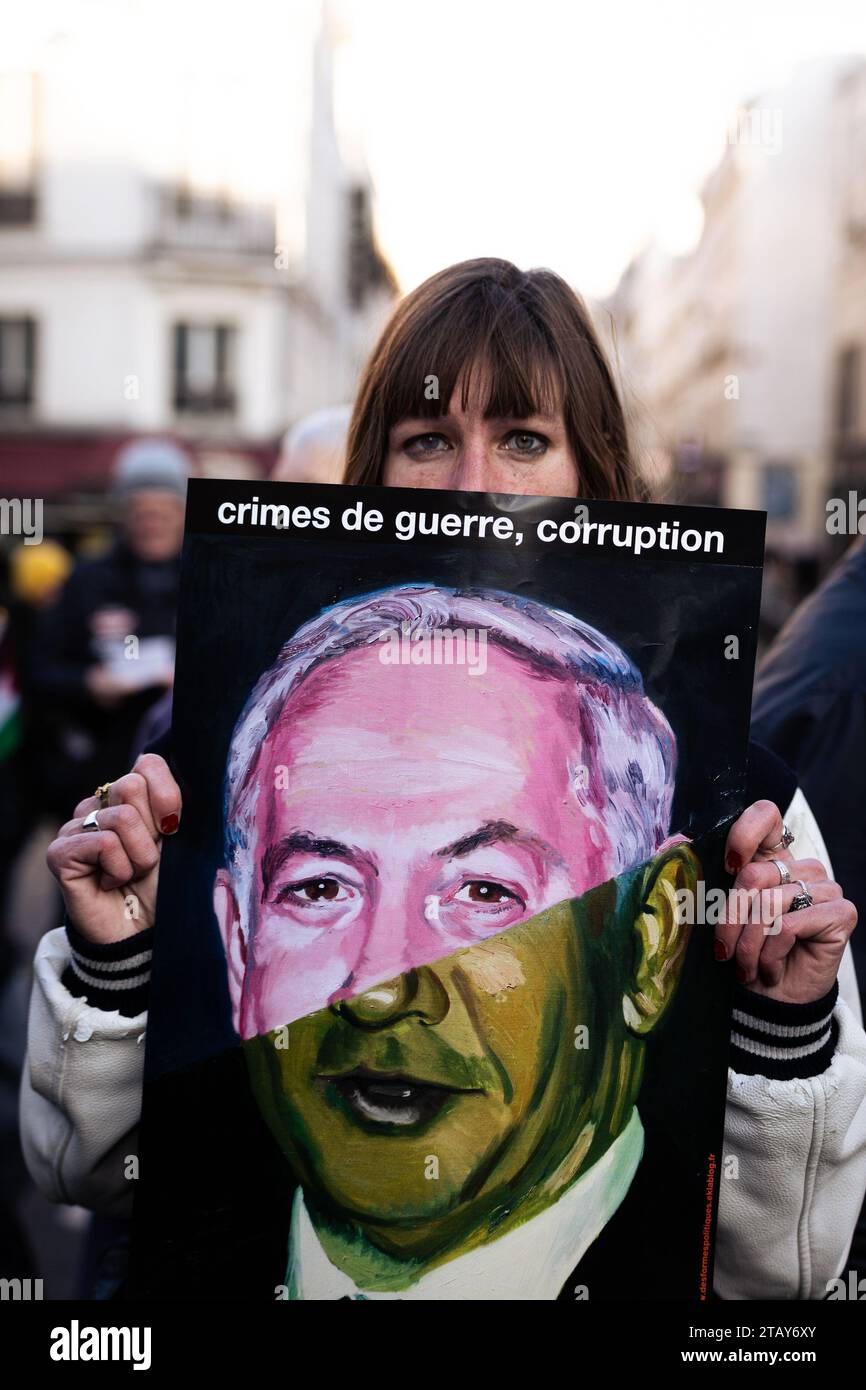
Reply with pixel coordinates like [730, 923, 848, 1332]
[214, 643, 615, 1039]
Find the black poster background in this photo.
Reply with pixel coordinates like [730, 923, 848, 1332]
[129, 479, 766, 1302]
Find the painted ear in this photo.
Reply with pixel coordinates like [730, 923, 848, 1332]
[213, 868, 246, 1033]
[622, 843, 699, 1037]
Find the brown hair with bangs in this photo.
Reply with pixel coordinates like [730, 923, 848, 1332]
[343, 257, 645, 501]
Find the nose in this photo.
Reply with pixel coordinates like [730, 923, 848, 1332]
[333, 966, 450, 1029]
[452, 439, 491, 493]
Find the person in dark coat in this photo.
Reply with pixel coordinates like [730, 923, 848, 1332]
[751, 537, 866, 990]
[751, 535, 866, 1279]
[31, 439, 188, 817]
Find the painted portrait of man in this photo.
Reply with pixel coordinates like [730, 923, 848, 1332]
[207, 583, 700, 1299]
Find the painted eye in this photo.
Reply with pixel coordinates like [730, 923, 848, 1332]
[455, 880, 522, 906]
[281, 877, 346, 903]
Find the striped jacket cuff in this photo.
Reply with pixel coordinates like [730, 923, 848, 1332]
[61, 921, 153, 1018]
[729, 980, 839, 1079]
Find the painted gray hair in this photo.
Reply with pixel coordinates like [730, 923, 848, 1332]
[223, 585, 677, 915]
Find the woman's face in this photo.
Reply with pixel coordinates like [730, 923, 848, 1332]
[383, 376, 578, 497]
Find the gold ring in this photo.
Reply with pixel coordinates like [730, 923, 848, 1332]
[94, 782, 113, 809]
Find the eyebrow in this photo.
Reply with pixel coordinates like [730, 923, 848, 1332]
[260, 821, 564, 897]
[260, 832, 379, 897]
[436, 819, 564, 865]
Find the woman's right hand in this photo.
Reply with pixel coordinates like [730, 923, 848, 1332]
[46, 754, 181, 946]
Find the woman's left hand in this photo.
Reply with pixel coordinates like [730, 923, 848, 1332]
[719, 800, 857, 1003]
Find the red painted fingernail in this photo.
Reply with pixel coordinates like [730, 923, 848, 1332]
[714, 940, 728, 962]
[726, 853, 742, 874]
[160, 813, 179, 835]
[735, 965, 748, 984]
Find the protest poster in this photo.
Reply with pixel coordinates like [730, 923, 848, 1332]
[128, 478, 765, 1301]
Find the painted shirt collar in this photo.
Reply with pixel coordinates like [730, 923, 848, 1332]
[286, 1107, 644, 1300]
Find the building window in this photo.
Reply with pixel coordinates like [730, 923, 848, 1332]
[0, 188, 36, 225]
[762, 462, 798, 521]
[835, 345, 860, 441]
[0, 317, 35, 407]
[0, 72, 38, 227]
[173, 185, 194, 220]
[346, 183, 395, 308]
[173, 323, 236, 414]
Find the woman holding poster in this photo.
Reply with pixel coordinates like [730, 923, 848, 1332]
[22, 259, 866, 1301]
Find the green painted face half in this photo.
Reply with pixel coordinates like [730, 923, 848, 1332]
[242, 844, 696, 1274]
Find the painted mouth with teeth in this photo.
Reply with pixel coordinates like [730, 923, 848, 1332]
[323, 1069, 479, 1129]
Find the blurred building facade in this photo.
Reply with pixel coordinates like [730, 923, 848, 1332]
[831, 59, 866, 524]
[0, 9, 395, 506]
[602, 57, 861, 574]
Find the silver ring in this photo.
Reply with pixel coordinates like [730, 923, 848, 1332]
[769, 824, 795, 853]
[771, 858, 791, 885]
[790, 879, 813, 912]
[81, 810, 101, 832]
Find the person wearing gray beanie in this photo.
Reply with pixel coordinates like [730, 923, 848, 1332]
[29, 438, 190, 816]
